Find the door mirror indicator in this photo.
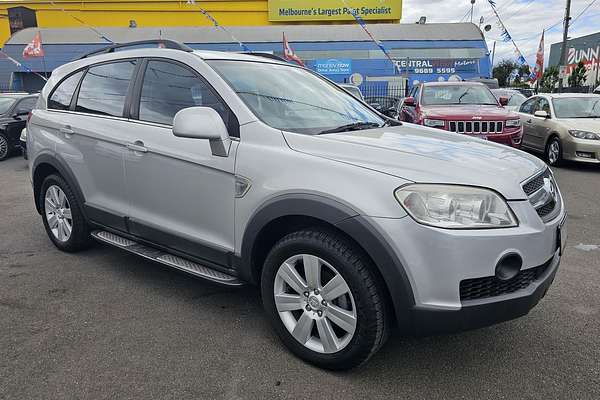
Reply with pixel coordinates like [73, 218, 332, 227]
[172, 107, 231, 157]
[534, 110, 550, 119]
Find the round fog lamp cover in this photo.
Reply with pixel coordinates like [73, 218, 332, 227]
[495, 253, 523, 281]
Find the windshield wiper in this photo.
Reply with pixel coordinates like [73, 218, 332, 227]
[319, 122, 382, 134]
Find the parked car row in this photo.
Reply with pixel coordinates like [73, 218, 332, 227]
[342, 81, 599, 167]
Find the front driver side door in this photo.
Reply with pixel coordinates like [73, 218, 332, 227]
[122, 59, 239, 267]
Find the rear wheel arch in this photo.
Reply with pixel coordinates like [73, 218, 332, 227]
[32, 155, 86, 215]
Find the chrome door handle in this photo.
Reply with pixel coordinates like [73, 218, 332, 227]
[60, 126, 74, 135]
[126, 142, 148, 153]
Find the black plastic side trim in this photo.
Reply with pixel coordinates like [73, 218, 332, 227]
[128, 218, 232, 268]
[84, 204, 128, 232]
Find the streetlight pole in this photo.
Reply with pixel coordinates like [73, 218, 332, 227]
[558, 0, 572, 93]
[470, 0, 476, 23]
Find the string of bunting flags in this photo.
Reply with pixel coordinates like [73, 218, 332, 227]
[186, 0, 251, 52]
[487, 0, 537, 81]
[49, 1, 113, 43]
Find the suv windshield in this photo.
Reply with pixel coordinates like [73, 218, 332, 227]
[422, 85, 499, 106]
[553, 97, 600, 118]
[0, 97, 16, 114]
[207, 60, 384, 134]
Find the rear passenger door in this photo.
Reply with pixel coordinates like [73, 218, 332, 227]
[519, 97, 539, 150]
[122, 59, 239, 266]
[58, 60, 138, 231]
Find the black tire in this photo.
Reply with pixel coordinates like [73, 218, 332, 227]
[0, 132, 9, 161]
[546, 136, 563, 167]
[261, 228, 389, 370]
[40, 174, 92, 252]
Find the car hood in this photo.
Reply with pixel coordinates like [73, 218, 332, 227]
[283, 124, 546, 200]
[421, 105, 519, 120]
[559, 118, 600, 131]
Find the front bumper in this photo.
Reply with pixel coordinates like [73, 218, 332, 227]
[562, 136, 600, 163]
[410, 249, 561, 335]
[365, 195, 566, 333]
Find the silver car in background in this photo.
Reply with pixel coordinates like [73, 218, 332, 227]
[27, 41, 567, 370]
[492, 88, 528, 113]
[519, 93, 600, 165]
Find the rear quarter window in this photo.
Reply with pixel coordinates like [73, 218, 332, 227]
[48, 71, 84, 110]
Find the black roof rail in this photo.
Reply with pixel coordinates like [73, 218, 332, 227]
[242, 52, 289, 63]
[78, 39, 194, 60]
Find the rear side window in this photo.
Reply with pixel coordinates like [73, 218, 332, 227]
[138, 60, 233, 131]
[76, 60, 137, 117]
[48, 71, 84, 110]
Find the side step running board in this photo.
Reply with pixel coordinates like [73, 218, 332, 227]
[91, 230, 244, 286]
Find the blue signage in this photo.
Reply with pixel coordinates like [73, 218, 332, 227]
[315, 58, 352, 75]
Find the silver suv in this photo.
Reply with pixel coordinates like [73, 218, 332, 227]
[28, 41, 567, 370]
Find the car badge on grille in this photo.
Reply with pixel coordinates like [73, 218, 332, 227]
[543, 177, 557, 202]
[472, 116, 483, 120]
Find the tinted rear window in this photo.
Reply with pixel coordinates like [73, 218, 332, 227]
[48, 71, 84, 110]
[76, 61, 136, 117]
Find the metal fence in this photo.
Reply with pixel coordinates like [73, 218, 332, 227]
[359, 82, 408, 100]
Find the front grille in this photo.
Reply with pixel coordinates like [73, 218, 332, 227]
[449, 120, 503, 134]
[460, 261, 550, 301]
[522, 172, 545, 196]
[522, 168, 560, 222]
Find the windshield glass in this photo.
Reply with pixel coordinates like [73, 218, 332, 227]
[207, 60, 384, 134]
[553, 97, 600, 118]
[0, 97, 16, 114]
[422, 85, 499, 106]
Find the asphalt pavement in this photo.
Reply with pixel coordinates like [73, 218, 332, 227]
[1, 155, 599, 400]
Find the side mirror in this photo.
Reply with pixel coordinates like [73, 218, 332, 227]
[499, 96, 509, 106]
[534, 110, 550, 119]
[172, 107, 231, 157]
[404, 97, 416, 107]
[13, 111, 28, 118]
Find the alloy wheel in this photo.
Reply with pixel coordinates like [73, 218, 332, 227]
[548, 140, 560, 165]
[44, 185, 73, 242]
[274, 254, 357, 354]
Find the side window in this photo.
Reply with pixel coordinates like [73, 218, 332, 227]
[76, 60, 137, 117]
[15, 97, 37, 114]
[537, 98, 551, 115]
[138, 60, 234, 132]
[48, 71, 84, 110]
[520, 97, 537, 114]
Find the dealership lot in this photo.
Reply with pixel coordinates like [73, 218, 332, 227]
[1, 156, 599, 399]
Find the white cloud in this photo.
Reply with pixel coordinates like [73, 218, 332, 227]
[400, 0, 600, 66]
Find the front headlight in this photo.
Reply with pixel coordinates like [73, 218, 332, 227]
[505, 119, 521, 128]
[569, 130, 599, 140]
[394, 184, 518, 229]
[424, 119, 445, 128]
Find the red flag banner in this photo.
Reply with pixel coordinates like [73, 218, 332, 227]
[283, 33, 305, 67]
[532, 31, 545, 83]
[22, 31, 45, 58]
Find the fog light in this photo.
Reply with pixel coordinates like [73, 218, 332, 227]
[575, 151, 594, 159]
[495, 253, 522, 281]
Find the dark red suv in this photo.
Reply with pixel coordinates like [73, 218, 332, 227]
[400, 82, 523, 148]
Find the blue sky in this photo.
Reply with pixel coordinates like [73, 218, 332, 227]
[400, 0, 600, 65]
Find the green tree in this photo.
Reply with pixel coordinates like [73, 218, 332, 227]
[568, 61, 587, 87]
[540, 66, 559, 93]
[493, 59, 520, 87]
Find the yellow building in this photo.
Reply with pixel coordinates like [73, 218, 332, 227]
[0, 0, 402, 45]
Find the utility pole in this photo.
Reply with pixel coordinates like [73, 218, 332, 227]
[558, 0, 572, 93]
